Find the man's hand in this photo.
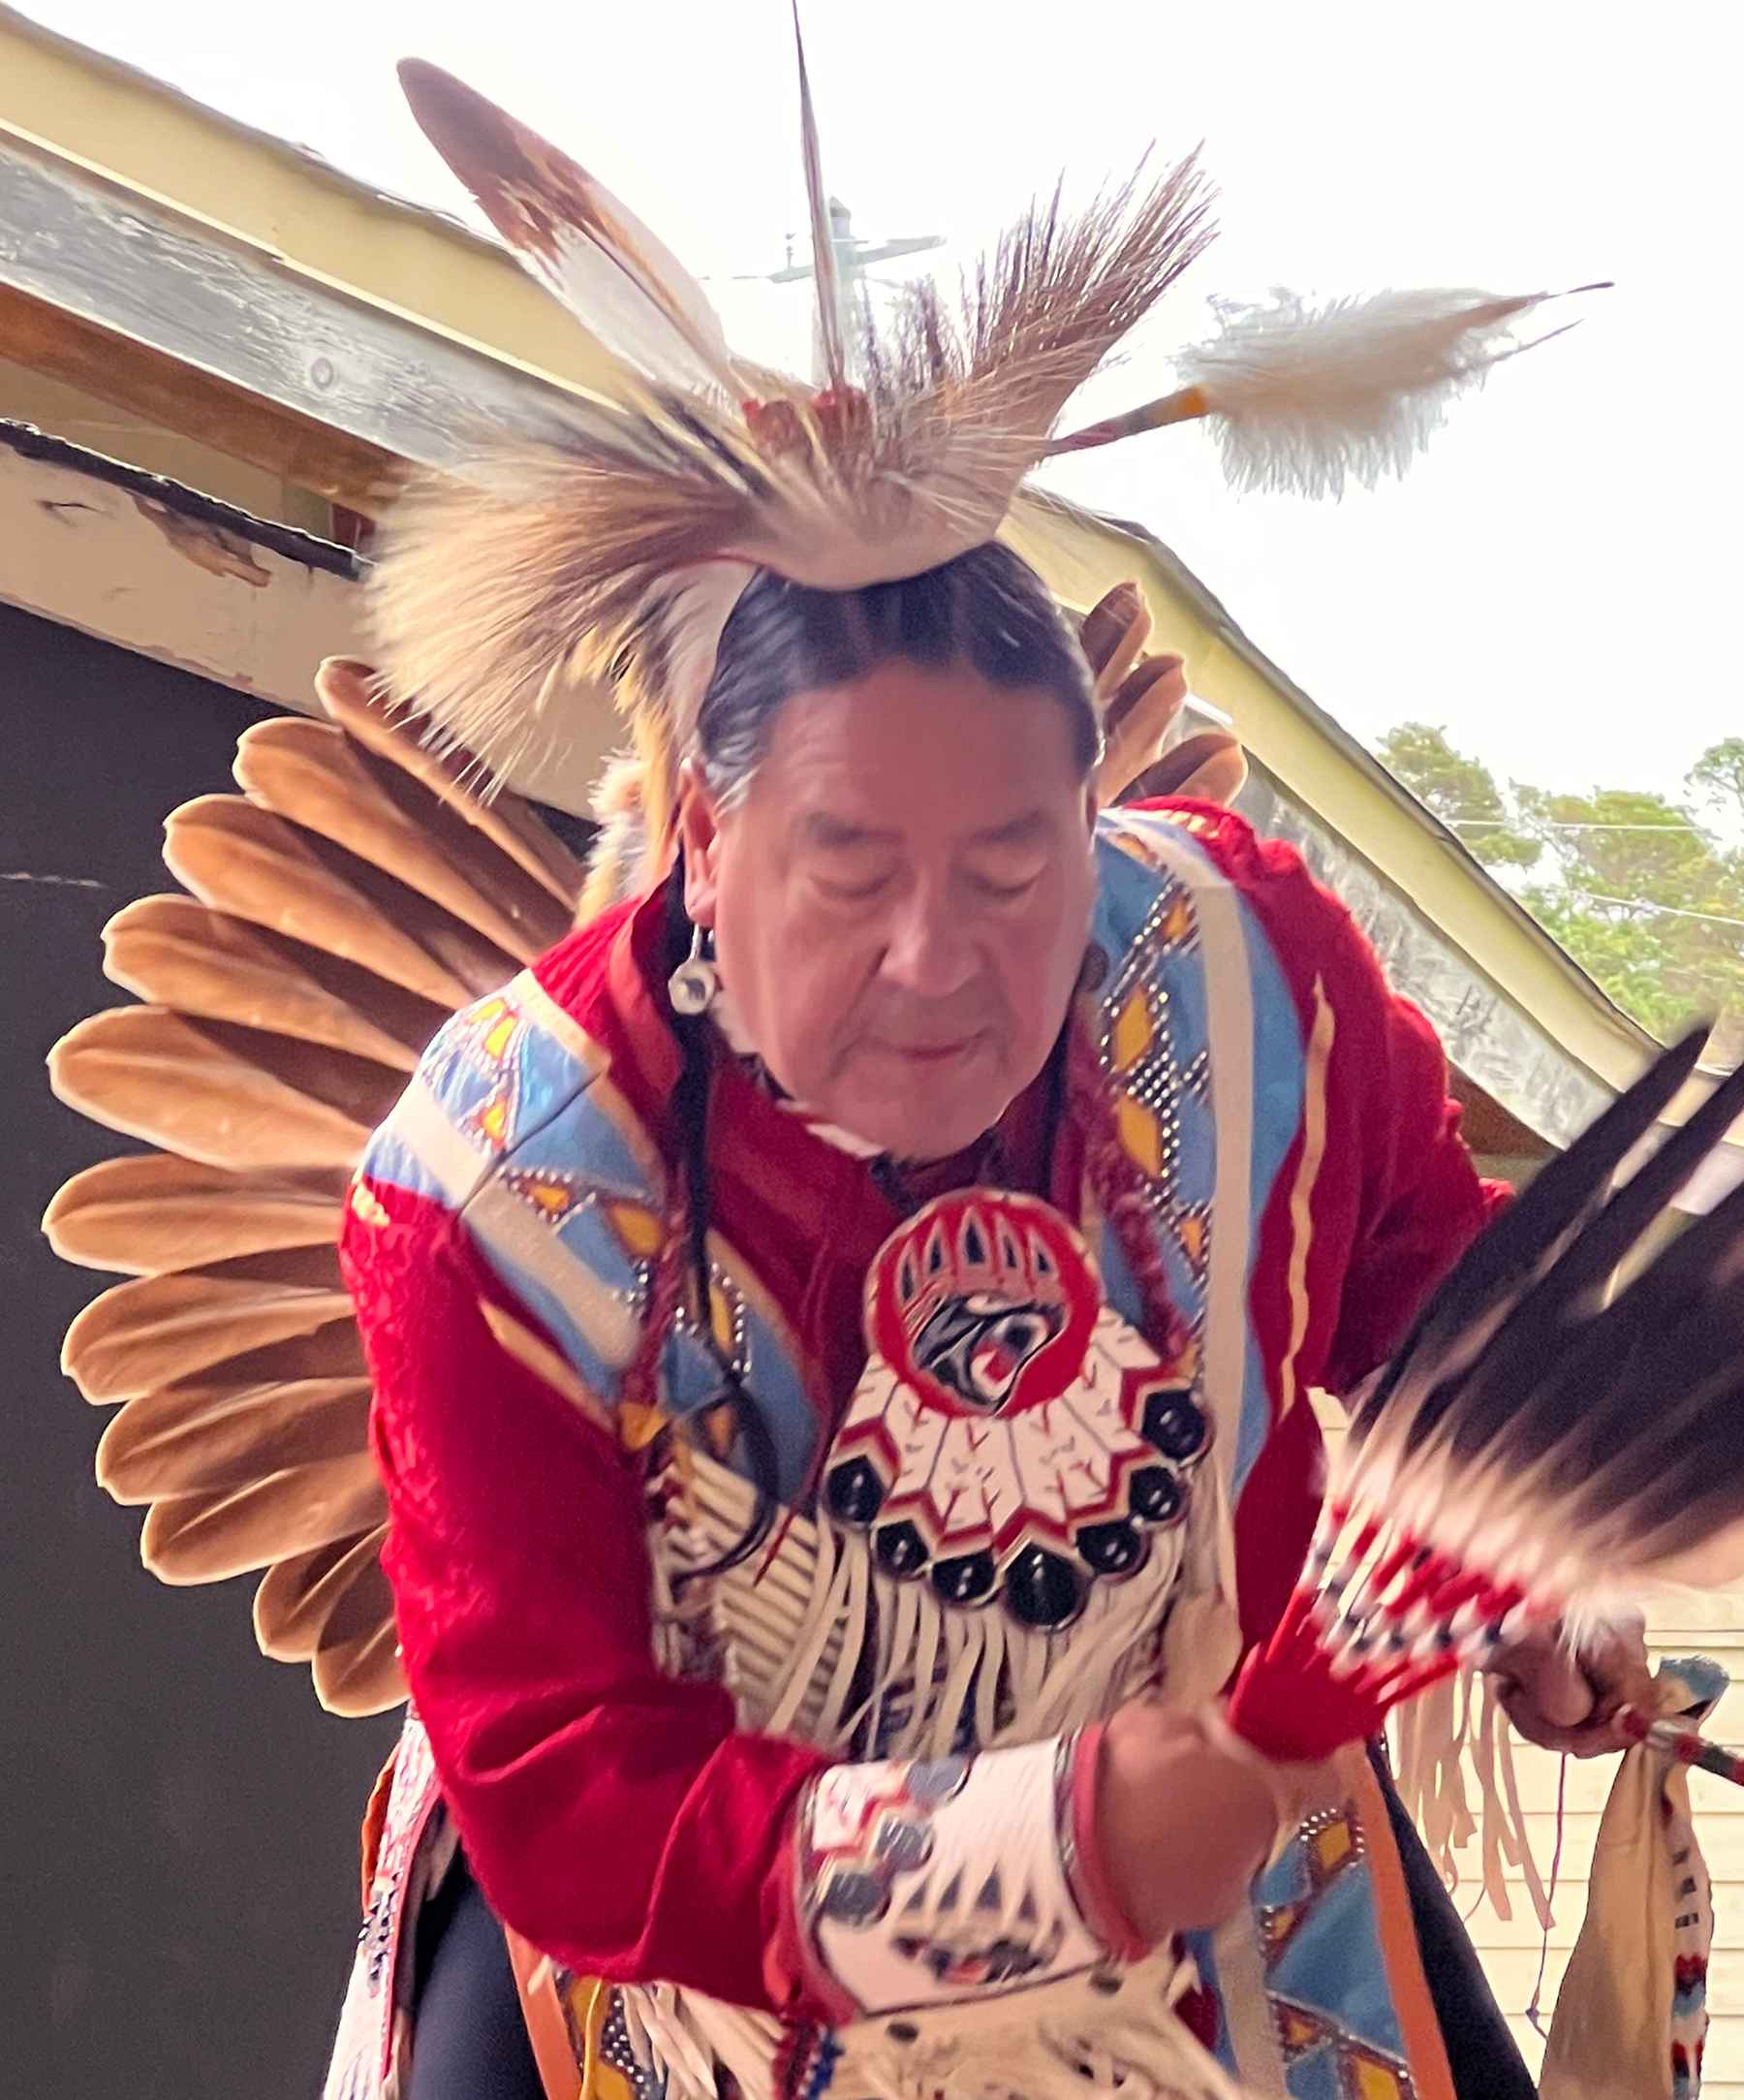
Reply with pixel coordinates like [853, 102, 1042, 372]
[1096, 1698, 1340, 1941]
[1487, 1617, 1657, 1756]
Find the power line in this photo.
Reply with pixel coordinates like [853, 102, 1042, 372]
[1562, 888, 1744, 933]
[1445, 817, 1707, 835]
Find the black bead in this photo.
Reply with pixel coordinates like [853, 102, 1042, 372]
[818, 1866, 889, 1928]
[1075, 1520, 1147, 1578]
[874, 1520, 929, 1578]
[1129, 1464, 1184, 1525]
[825, 1456, 886, 1528]
[873, 1815, 934, 1873]
[904, 1755, 969, 1804]
[1142, 1388, 1208, 1463]
[1004, 1545, 1084, 1629]
[930, 1549, 998, 1607]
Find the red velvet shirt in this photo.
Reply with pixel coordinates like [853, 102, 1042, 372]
[341, 804, 1507, 2017]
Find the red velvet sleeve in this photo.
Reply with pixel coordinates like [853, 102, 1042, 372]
[342, 1177, 828, 2011]
[1292, 863, 1512, 1395]
[1324, 1003, 1510, 1395]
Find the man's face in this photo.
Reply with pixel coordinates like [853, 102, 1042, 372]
[680, 662, 1097, 1162]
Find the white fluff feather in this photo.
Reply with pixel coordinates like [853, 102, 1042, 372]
[1178, 286, 1552, 499]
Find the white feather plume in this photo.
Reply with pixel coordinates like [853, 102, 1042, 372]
[1175, 286, 1564, 499]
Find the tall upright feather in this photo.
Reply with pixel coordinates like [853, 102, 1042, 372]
[792, 3, 847, 392]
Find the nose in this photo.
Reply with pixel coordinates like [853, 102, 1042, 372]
[879, 879, 977, 1001]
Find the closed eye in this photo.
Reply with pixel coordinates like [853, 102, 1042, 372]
[967, 870, 1041, 902]
[817, 871, 895, 903]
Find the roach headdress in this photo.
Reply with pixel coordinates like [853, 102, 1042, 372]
[374, 6, 1595, 906]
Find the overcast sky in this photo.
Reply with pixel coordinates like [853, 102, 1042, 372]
[22, 0, 1742, 823]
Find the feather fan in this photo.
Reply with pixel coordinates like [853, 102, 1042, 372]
[1228, 1026, 1744, 1765]
[45, 666, 585, 1716]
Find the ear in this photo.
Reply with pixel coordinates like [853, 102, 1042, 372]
[676, 763, 725, 927]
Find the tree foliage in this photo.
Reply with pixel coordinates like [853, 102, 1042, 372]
[1377, 723, 1744, 1061]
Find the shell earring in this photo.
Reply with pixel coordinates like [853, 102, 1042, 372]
[668, 923, 720, 1017]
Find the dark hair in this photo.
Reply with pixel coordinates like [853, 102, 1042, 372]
[695, 541, 1100, 799]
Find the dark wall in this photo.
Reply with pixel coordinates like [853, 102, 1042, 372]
[2, 602, 398, 2097]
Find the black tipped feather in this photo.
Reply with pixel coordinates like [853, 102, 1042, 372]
[1344, 1027, 1744, 1600]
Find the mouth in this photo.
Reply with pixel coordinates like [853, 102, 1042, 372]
[879, 1037, 981, 1066]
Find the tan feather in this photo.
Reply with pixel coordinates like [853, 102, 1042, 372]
[253, 1526, 387, 1660]
[103, 895, 443, 1073]
[1078, 580, 1152, 703]
[1138, 731, 1249, 805]
[175, 1322, 368, 1387]
[64, 1248, 354, 1404]
[98, 1373, 369, 1501]
[44, 1154, 344, 1275]
[1095, 653, 1189, 809]
[165, 797, 518, 1009]
[48, 1007, 390, 1173]
[255, 1527, 404, 1716]
[234, 717, 575, 961]
[140, 1451, 386, 1584]
[315, 659, 586, 911]
[309, 1568, 404, 1716]
[33, 652, 507, 1714]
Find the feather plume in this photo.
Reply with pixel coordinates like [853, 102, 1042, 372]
[398, 58, 738, 399]
[583, 749, 655, 913]
[377, 61, 1217, 799]
[1057, 285, 1601, 496]
[877, 158, 1216, 444]
[1229, 1028, 1744, 1763]
[45, 1155, 344, 1275]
